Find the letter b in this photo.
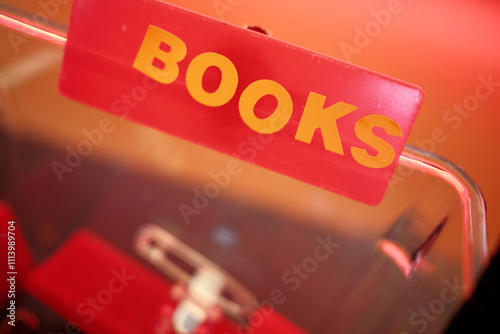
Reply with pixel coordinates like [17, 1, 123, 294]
[133, 25, 187, 84]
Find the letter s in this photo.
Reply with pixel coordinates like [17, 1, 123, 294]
[351, 115, 402, 168]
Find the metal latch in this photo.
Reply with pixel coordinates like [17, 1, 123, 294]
[135, 224, 258, 333]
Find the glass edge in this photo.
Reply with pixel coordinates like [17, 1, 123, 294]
[401, 145, 489, 294]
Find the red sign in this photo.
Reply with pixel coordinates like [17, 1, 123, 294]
[60, 0, 424, 205]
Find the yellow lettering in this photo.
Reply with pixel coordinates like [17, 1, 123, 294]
[133, 25, 187, 84]
[186, 52, 238, 107]
[132, 25, 406, 171]
[295, 92, 357, 155]
[351, 115, 402, 168]
[239, 80, 293, 134]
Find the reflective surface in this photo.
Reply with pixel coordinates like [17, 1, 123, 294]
[0, 2, 490, 333]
